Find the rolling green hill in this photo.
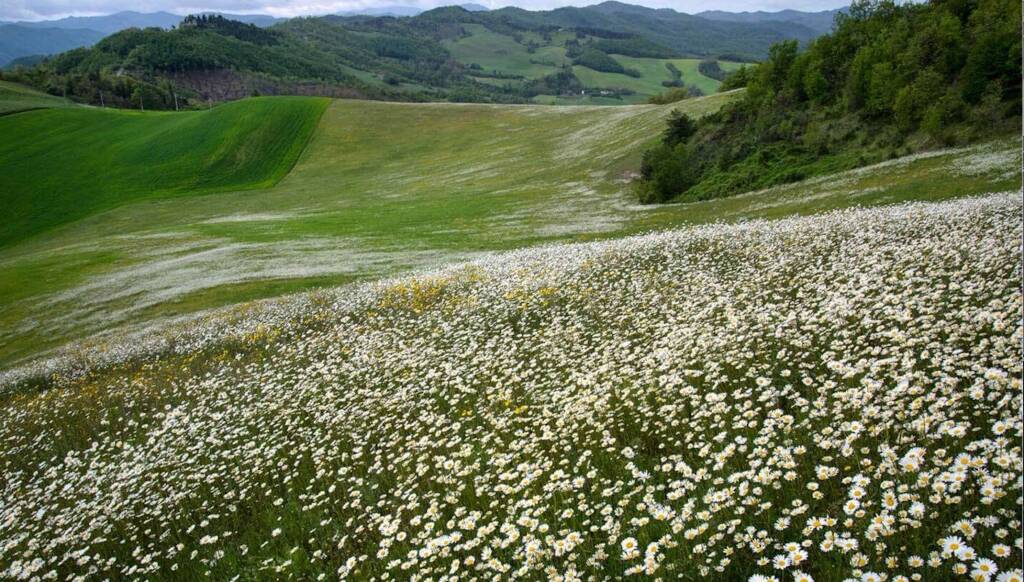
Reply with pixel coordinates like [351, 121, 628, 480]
[0, 3, 827, 108]
[0, 80, 74, 114]
[443, 23, 744, 103]
[0, 96, 328, 247]
[0, 85, 1018, 366]
[457, 1, 819, 60]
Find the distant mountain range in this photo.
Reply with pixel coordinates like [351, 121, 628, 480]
[2, 11, 282, 34]
[0, 11, 283, 66]
[696, 8, 844, 35]
[0, 25, 106, 67]
[336, 4, 489, 17]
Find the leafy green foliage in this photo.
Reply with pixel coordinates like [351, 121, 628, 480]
[637, 0, 1022, 204]
[718, 64, 753, 90]
[661, 62, 683, 87]
[524, 66, 585, 96]
[662, 110, 697, 146]
[696, 59, 728, 81]
[646, 86, 691, 104]
[589, 36, 677, 58]
[571, 47, 640, 77]
[179, 14, 280, 45]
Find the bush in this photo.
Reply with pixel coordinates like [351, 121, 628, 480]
[719, 65, 752, 91]
[571, 48, 629, 75]
[697, 60, 728, 82]
[922, 90, 967, 144]
[647, 87, 689, 104]
[662, 110, 696, 146]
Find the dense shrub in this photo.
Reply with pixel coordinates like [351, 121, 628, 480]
[637, 0, 1021, 204]
[571, 48, 640, 77]
[696, 59, 727, 81]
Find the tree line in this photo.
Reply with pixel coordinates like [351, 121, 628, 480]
[636, 0, 1021, 204]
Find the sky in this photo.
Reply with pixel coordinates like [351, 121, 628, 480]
[2, 0, 850, 22]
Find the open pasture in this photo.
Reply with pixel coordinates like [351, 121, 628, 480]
[0, 89, 1019, 366]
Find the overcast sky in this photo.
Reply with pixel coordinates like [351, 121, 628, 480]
[3, 0, 850, 22]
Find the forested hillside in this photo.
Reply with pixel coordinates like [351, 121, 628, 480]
[443, 1, 821, 60]
[637, 0, 1021, 203]
[0, 3, 830, 107]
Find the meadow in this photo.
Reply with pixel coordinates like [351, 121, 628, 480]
[0, 0, 1020, 576]
[1, 192, 1020, 581]
[571, 56, 743, 101]
[442, 24, 740, 104]
[0, 80, 74, 115]
[0, 89, 1019, 367]
[0, 59, 1021, 582]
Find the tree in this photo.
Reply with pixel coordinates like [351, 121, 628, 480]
[662, 110, 696, 147]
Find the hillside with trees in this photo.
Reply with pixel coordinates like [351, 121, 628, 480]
[0, 15, 495, 107]
[0, 2, 834, 108]
[636, 0, 1021, 203]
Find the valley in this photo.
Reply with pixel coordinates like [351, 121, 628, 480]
[1, 3, 819, 107]
[443, 24, 745, 104]
[0, 87, 1018, 368]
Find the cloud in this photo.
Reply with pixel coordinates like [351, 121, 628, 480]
[3, 0, 848, 22]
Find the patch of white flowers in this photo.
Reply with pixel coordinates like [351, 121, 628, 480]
[0, 192, 1020, 581]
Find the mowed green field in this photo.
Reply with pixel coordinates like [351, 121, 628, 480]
[0, 80, 74, 115]
[0, 87, 1019, 366]
[0, 96, 329, 247]
[443, 25, 740, 103]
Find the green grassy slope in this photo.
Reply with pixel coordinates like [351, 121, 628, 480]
[0, 96, 329, 247]
[0, 80, 75, 115]
[0, 90, 1018, 367]
[442, 25, 742, 103]
[572, 56, 743, 101]
[444, 24, 571, 80]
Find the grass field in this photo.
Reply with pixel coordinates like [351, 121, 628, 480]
[0, 96, 329, 247]
[0, 86, 1019, 367]
[443, 25, 740, 103]
[572, 57, 743, 101]
[445, 24, 571, 81]
[0, 80, 75, 115]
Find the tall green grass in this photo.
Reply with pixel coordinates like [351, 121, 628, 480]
[0, 80, 74, 115]
[0, 96, 328, 247]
